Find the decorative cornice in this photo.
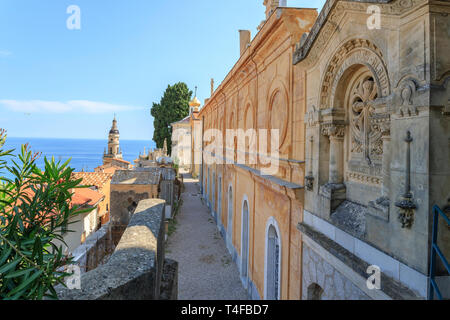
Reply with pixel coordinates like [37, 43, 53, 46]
[293, 0, 427, 65]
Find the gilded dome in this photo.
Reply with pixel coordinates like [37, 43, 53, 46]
[189, 96, 201, 107]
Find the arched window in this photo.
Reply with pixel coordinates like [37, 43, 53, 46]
[265, 218, 281, 300]
[241, 198, 250, 285]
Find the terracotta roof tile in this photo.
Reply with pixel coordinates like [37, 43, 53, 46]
[111, 158, 131, 164]
[94, 163, 123, 174]
[71, 188, 104, 207]
[72, 172, 113, 190]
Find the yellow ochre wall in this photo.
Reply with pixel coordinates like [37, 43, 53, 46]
[198, 7, 317, 300]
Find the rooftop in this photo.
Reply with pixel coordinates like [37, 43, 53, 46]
[134, 167, 176, 181]
[72, 172, 114, 190]
[71, 188, 105, 207]
[111, 170, 162, 185]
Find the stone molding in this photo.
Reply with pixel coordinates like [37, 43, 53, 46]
[293, 0, 427, 65]
[299, 210, 427, 298]
[298, 222, 423, 300]
[321, 39, 390, 110]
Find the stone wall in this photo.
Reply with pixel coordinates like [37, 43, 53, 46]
[302, 244, 370, 300]
[110, 187, 155, 244]
[56, 199, 178, 300]
[72, 222, 114, 273]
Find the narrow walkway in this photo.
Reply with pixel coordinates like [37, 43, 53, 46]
[166, 173, 247, 300]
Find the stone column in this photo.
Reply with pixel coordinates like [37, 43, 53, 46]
[324, 124, 345, 185]
[319, 120, 346, 214]
[329, 135, 345, 184]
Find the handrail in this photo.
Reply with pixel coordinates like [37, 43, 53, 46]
[428, 205, 450, 300]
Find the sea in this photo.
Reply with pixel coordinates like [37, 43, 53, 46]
[1, 137, 156, 179]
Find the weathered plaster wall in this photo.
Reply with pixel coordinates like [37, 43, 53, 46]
[199, 7, 317, 300]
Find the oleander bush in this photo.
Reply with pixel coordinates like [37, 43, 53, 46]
[0, 129, 89, 300]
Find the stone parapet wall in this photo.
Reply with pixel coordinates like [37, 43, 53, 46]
[72, 222, 114, 273]
[56, 199, 178, 300]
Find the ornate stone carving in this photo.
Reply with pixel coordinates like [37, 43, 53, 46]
[395, 131, 417, 229]
[347, 172, 381, 186]
[397, 80, 419, 117]
[321, 39, 390, 110]
[293, 0, 428, 65]
[321, 123, 345, 138]
[350, 77, 381, 164]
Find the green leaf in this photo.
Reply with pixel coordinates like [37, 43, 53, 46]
[7, 269, 43, 297]
[0, 258, 21, 275]
[5, 267, 35, 279]
[0, 247, 13, 265]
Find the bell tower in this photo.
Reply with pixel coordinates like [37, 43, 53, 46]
[103, 115, 123, 164]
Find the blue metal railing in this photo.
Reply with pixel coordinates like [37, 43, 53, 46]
[429, 205, 450, 300]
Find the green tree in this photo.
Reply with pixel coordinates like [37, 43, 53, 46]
[0, 129, 90, 300]
[151, 82, 192, 155]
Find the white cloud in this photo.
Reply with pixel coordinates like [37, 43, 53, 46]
[0, 100, 144, 114]
[0, 50, 12, 57]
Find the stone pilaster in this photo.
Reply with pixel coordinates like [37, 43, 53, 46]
[319, 122, 346, 214]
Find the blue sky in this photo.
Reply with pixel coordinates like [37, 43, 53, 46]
[0, 0, 325, 141]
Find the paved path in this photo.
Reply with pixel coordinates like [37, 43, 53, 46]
[166, 174, 247, 300]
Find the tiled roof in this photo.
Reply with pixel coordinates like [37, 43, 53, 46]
[94, 163, 123, 173]
[72, 172, 113, 190]
[14, 186, 103, 215]
[135, 167, 176, 181]
[71, 188, 104, 207]
[101, 166, 120, 174]
[172, 115, 190, 125]
[111, 158, 131, 165]
[111, 170, 161, 185]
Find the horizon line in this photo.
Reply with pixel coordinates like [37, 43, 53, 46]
[6, 136, 156, 142]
